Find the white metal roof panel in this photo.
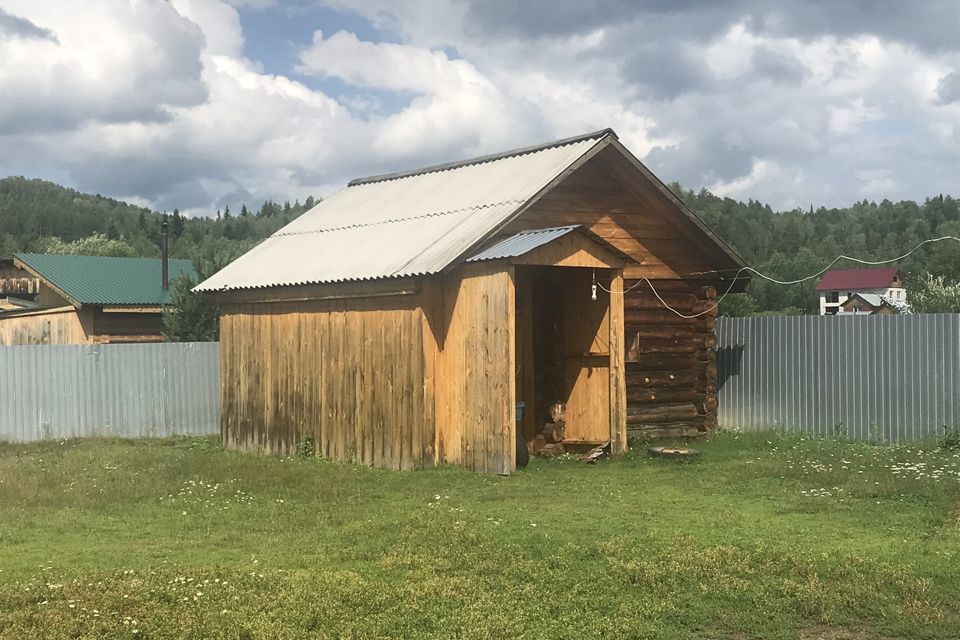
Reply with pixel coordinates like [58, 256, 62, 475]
[195, 132, 609, 292]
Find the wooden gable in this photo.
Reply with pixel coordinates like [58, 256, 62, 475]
[505, 229, 632, 269]
[498, 144, 745, 290]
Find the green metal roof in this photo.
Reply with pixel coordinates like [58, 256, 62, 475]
[14, 253, 197, 306]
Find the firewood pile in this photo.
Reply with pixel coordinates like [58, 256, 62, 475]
[529, 402, 566, 457]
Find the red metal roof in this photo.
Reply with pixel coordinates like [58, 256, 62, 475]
[816, 267, 899, 291]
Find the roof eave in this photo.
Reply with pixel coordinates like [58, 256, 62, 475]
[604, 139, 751, 288]
[12, 255, 84, 309]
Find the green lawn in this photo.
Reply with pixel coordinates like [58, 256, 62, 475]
[0, 432, 958, 639]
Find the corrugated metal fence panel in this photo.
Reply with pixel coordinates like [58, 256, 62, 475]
[716, 315, 960, 441]
[0, 343, 220, 442]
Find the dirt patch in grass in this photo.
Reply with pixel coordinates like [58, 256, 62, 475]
[799, 626, 895, 640]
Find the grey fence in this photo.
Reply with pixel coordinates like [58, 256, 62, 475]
[0, 342, 220, 443]
[716, 314, 960, 441]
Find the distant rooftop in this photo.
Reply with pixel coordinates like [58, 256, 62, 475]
[14, 253, 196, 306]
[816, 267, 900, 292]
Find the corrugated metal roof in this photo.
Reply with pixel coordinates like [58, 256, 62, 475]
[15, 253, 196, 306]
[816, 267, 899, 291]
[195, 131, 613, 292]
[466, 226, 580, 262]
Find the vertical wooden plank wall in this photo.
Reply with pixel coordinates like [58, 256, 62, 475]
[561, 269, 611, 443]
[0, 307, 91, 345]
[219, 295, 433, 469]
[432, 264, 516, 474]
[608, 270, 627, 454]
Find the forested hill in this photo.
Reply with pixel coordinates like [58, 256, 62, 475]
[1, 175, 957, 313]
[0, 176, 316, 277]
[671, 186, 960, 314]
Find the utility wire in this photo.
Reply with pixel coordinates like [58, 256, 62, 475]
[596, 235, 960, 320]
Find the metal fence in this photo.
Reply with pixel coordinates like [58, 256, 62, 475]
[0, 342, 220, 443]
[716, 314, 960, 441]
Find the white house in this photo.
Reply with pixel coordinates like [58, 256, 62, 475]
[816, 267, 906, 315]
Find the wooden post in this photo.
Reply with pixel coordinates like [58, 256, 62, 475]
[608, 269, 627, 455]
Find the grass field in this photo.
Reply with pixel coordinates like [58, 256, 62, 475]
[1, 432, 958, 639]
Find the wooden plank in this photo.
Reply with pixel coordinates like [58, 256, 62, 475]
[608, 269, 627, 456]
[514, 269, 537, 448]
[501, 267, 517, 474]
[0, 307, 90, 345]
[432, 263, 515, 473]
[562, 268, 611, 443]
[510, 232, 628, 269]
[627, 403, 700, 424]
[203, 278, 420, 305]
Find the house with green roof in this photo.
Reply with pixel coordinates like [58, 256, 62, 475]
[0, 253, 196, 345]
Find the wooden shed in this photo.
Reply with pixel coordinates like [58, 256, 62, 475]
[198, 129, 747, 474]
[0, 254, 195, 345]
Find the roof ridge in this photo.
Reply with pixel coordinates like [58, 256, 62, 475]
[15, 252, 192, 263]
[347, 128, 616, 187]
[824, 266, 898, 272]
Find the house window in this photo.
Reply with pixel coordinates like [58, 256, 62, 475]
[825, 291, 839, 304]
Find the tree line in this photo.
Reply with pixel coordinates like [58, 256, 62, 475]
[2, 175, 958, 321]
[0, 176, 318, 278]
[670, 186, 960, 315]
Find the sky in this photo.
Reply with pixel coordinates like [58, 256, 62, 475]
[0, 0, 957, 217]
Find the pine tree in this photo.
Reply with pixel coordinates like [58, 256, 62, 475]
[171, 208, 185, 239]
[162, 272, 219, 341]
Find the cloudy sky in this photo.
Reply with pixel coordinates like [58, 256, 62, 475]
[0, 0, 957, 216]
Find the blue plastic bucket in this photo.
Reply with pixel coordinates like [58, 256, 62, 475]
[515, 401, 526, 422]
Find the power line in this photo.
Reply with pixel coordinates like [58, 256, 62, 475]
[597, 235, 960, 319]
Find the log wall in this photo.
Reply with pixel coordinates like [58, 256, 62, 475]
[624, 280, 718, 438]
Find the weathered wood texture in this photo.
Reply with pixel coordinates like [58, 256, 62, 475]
[428, 263, 516, 475]
[215, 143, 731, 464]
[0, 307, 90, 345]
[514, 269, 538, 444]
[503, 147, 732, 284]
[608, 270, 627, 454]
[515, 266, 620, 449]
[624, 282, 718, 438]
[219, 293, 433, 469]
[562, 269, 611, 444]
[500, 150, 723, 439]
[91, 309, 165, 342]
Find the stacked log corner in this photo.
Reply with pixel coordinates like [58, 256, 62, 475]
[624, 281, 718, 439]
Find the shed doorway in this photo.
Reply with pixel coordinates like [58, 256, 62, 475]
[514, 265, 614, 453]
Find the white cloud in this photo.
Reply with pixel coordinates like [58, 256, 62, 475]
[0, 0, 956, 215]
[828, 98, 882, 134]
[0, 0, 207, 132]
[169, 0, 245, 57]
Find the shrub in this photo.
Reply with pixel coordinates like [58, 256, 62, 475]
[939, 425, 960, 451]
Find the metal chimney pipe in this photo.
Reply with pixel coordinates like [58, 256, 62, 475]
[161, 220, 169, 291]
